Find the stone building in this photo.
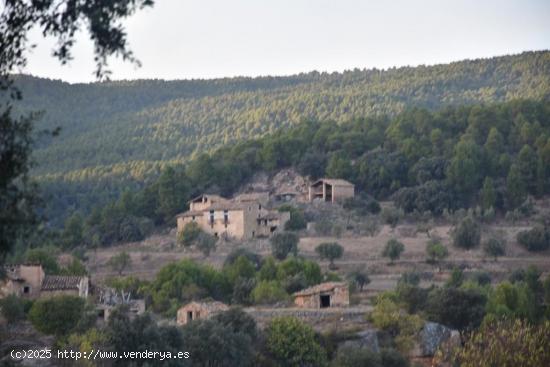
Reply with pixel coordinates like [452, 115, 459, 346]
[308, 178, 355, 203]
[176, 301, 229, 326]
[96, 287, 145, 321]
[40, 275, 90, 298]
[1, 264, 45, 299]
[0, 264, 89, 300]
[293, 282, 349, 308]
[176, 193, 290, 240]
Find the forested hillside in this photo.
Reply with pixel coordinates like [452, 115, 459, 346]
[41, 99, 550, 249]
[13, 51, 550, 225]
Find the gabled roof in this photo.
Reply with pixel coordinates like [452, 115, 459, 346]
[41, 275, 87, 291]
[310, 178, 354, 187]
[293, 282, 348, 297]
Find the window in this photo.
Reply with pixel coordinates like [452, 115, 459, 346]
[192, 215, 195, 221]
[187, 311, 193, 321]
[320, 295, 331, 308]
[23, 286, 30, 294]
[209, 210, 214, 227]
[224, 210, 228, 224]
[259, 204, 262, 210]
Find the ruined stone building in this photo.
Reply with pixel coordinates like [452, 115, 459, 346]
[176, 301, 229, 326]
[0, 264, 89, 300]
[96, 287, 145, 321]
[293, 282, 350, 308]
[308, 178, 355, 203]
[176, 193, 290, 240]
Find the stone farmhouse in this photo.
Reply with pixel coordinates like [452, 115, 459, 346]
[293, 282, 350, 309]
[176, 193, 290, 240]
[309, 178, 354, 203]
[176, 301, 229, 326]
[0, 264, 89, 299]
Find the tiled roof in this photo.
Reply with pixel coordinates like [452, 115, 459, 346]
[293, 282, 348, 297]
[176, 210, 205, 218]
[189, 194, 228, 204]
[310, 178, 354, 187]
[41, 275, 86, 291]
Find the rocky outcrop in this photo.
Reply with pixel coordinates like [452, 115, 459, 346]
[339, 329, 380, 353]
[412, 322, 460, 357]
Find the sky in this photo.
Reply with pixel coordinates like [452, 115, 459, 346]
[22, 0, 550, 83]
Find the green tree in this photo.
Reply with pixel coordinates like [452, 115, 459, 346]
[315, 242, 344, 269]
[447, 138, 484, 196]
[452, 216, 481, 249]
[480, 177, 497, 210]
[382, 239, 405, 264]
[62, 213, 84, 249]
[517, 145, 538, 194]
[506, 163, 527, 208]
[23, 246, 60, 274]
[347, 269, 370, 291]
[456, 319, 550, 367]
[425, 241, 449, 265]
[279, 205, 307, 231]
[483, 237, 506, 261]
[177, 222, 202, 247]
[266, 316, 327, 367]
[107, 251, 132, 275]
[517, 225, 550, 252]
[251, 280, 288, 305]
[195, 232, 217, 257]
[0, 0, 155, 261]
[270, 232, 299, 260]
[28, 296, 85, 336]
[425, 287, 486, 330]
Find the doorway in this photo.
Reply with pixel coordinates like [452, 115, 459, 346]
[320, 294, 331, 308]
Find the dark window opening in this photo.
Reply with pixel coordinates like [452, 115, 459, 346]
[270, 226, 277, 233]
[23, 286, 30, 294]
[98, 309, 105, 318]
[252, 231, 255, 237]
[187, 311, 193, 321]
[325, 184, 333, 202]
[320, 295, 331, 308]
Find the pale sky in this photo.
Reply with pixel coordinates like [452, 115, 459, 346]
[23, 0, 550, 83]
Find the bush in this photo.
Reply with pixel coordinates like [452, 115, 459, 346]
[28, 295, 86, 336]
[347, 269, 370, 291]
[224, 248, 261, 269]
[266, 316, 327, 367]
[177, 222, 201, 247]
[380, 348, 410, 367]
[315, 242, 344, 269]
[517, 225, 550, 252]
[279, 205, 307, 231]
[382, 239, 405, 264]
[483, 237, 506, 260]
[342, 195, 381, 216]
[425, 287, 486, 330]
[251, 281, 288, 305]
[381, 207, 403, 228]
[425, 241, 448, 264]
[456, 319, 550, 367]
[0, 295, 25, 324]
[271, 232, 299, 260]
[452, 216, 481, 249]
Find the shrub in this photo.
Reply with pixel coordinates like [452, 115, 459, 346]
[381, 207, 403, 227]
[177, 222, 201, 247]
[347, 269, 370, 291]
[455, 319, 550, 367]
[382, 239, 405, 264]
[452, 216, 481, 249]
[483, 237, 506, 261]
[517, 225, 550, 252]
[315, 242, 344, 269]
[270, 232, 299, 260]
[266, 316, 327, 367]
[195, 232, 217, 257]
[425, 287, 486, 330]
[425, 241, 448, 264]
[251, 281, 288, 305]
[279, 205, 307, 231]
[0, 295, 25, 324]
[224, 248, 261, 269]
[28, 295, 86, 336]
[380, 348, 410, 367]
[107, 251, 132, 275]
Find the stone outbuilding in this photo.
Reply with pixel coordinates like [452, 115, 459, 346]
[176, 301, 229, 326]
[1, 263, 45, 299]
[308, 178, 355, 203]
[293, 282, 350, 309]
[1, 264, 89, 300]
[40, 275, 89, 298]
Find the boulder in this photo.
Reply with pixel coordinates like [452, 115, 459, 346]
[414, 321, 459, 357]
